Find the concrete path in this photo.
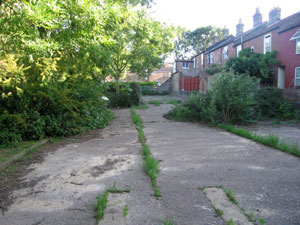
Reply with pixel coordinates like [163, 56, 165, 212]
[0, 109, 164, 225]
[1, 99, 300, 225]
[136, 99, 300, 225]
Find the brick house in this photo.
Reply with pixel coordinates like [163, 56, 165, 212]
[278, 14, 300, 88]
[174, 59, 194, 73]
[232, 8, 300, 88]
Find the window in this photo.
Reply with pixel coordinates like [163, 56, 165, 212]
[182, 62, 189, 69]
[210, 52, 214, 64]
[264, 34, 271, 54]
[296, 39, 300, 54]
[223, 46, 228, 59]
[295, 67, 300, 87]
[236, 45, 242, 57]
[250, 46, 254, 52]
[201, 54, 204, 65]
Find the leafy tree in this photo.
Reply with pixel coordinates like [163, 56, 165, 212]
[103, 8, 175, 92]
[174, 26, 222, 59]
[225, 48, 280, 83]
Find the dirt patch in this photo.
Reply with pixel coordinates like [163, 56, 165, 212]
[0, 128, 105, 212]
[90, 159, 119, 177]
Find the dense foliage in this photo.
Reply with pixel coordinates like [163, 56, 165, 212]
[105, 82, 141, 107]
[165, 73, 300, 124]
[0, 0, 174, 147]
[165, 73, 258, 124]
[225, 49, 280, 84]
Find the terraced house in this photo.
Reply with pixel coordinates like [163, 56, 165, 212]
[173, 7, 300, 92]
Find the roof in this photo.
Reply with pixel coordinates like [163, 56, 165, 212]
[279, 12, 300, 33]
[234, 11, 300, 46]
[175, 59, 194, 62]
[206, 35, 235, 53]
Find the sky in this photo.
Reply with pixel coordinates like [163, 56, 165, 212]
[150, 0, 300, 35]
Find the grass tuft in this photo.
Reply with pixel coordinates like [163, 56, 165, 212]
[218, 124, 300, 158]
[224, 188, 238, 205]
[123, 204, 128, 216]
[131, 107, 161, 198]
[167, 99, 182, 105]
[95, 191, 109, 221]
[148, 100, 164, 106]
[135, 105, 149, 110]
[163, 217, 176, 225]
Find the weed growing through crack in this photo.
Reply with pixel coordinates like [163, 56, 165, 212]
[163, 217, 176, 225]
[212, 205, 224, 217]
[131, 107, 161, 198]
[107, 183, 131, 193]
[95, 184, 131, 221]
[95, 190, 109, 221]
[226, 218, 236, 225]
[135, 105, 149, 110]
[148, 100, 164, 106]
[123, 204, 128, 216]
[259, 218, 266, 225]
[224, 188, 237, 205]
[218, 124, 300, 157]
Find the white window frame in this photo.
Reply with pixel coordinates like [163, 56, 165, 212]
[223, 46, 228, 59]
[296, 38, 300, 54]
[201, 53, 204, 65]
[237, 44, 242, 57]
[210, 52, 214, 64]
[264, 33, 272, 54]
[182, 62, 189, 69]
[295, 67, 300, 87]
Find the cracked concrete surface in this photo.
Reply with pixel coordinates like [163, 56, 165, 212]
[1, 96, 300, 225]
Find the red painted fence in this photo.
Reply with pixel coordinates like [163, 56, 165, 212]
[180, 76, 199, 91]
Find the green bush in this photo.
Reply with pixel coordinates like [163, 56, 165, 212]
[0, 80, 113, 148]
[105, 82, 141, 108]
[255, 87, 295, 119]
[165, 73, 258, 124]
[141, 87, 169, 95]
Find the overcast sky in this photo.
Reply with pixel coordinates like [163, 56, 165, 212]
[150, 0, 300, 35]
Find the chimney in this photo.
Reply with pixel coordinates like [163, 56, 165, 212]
[222, 27, 229, 38]
[253, 8, 262, 28]
[236, 19, 244, 36]
[212, 35, 219, 44]
[269, 7, 281, 25]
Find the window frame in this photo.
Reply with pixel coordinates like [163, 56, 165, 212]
[236, 44, 242, 57]
[295, 67, 300, 87]
[201, 54, 204, 65]
[264, 33, 272, 54]
[210, 52, 214, 64]
[296, 38, 300, 55]
[223, 46, 228, 59]
[182, 62, 189, 69]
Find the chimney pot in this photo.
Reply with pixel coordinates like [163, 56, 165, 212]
[253, 8, 262, 28]
[269, 7, 281, 25]
[236, 19, 244, 36]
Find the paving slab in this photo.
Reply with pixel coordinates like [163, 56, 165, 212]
[136, 98, 300, 225]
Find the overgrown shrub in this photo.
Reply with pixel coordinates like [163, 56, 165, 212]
[165, 73, 258, 124]
[255, 87, 297, 119]
[0, 80, 113, 148]
[141, 88, 169, 95]
[105, 82, 141, 107]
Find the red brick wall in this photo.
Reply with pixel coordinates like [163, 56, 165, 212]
[176, 61, 193, 72]
[279, 26, 300, 88]
[243, 29, 279, 54]
[227, 42, 235, 59]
